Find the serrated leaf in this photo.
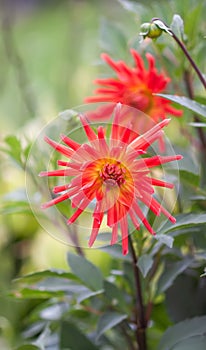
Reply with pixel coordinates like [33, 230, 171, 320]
[137, 254, 154, 277]
[157, 258, 193, 293]
[158, 316, 206, 350]
[96, 312, 127, 339]
[67, 253, 103, 291]
[170, 14, 184, 40]
[60, 320, 99, 350]
[157, 94, 206, 118]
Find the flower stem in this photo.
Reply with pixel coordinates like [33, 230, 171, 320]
[129, 235, 147, 350]
[171, 32, 206, 90]
[152, 18, 206, 90]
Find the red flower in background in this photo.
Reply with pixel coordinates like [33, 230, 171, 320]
[85, 49, 182, 123]
[39, 104, 182, 255]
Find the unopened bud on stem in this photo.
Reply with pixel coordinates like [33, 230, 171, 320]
[140, 22, 163, 39]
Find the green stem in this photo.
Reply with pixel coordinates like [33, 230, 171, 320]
[152, 18, 206, 90]
[129, 235, 147, 350]
[171, 32, 206, 90]
[121, 322, 137, 350]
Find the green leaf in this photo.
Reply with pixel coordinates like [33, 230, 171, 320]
[173, 336, 206, 350]
[157, 94, 206, 118]
[1, 135, 22, 166]
[101, 245, 132, 261]
[200, 267, 206, 277]
[179, 169, 199, 187]
[166, 273, 206, 322]
[60, 320, 99, 350]
[0, 189, 32, 215]
[96, 312, 127, 339]
[10, 288, 65, 299]
[170, 14, 185, 41]
[176, 149, 200, 187]
[15, 345, 40, 350]
[104, 280, 128, 311]
[137, 254, 154, 278]
[158, 316, 206, 350]
[0, 201, 32, 215]
[154, 234, 174, 248]
[40, 303, 68, 321]
[22, 322, 45, 339]
[159, 213, 206, 236]
[157, 258, 193, 293]
[77, 289, 103, 303]
[67, 253, 103, 291]
[34, 325, 50, 350]
[14, 269, 77, 284]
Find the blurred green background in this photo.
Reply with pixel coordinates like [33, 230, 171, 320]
[0, 0, 131, 269]
[0, 1, 136, 347]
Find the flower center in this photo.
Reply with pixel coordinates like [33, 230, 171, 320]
[125, 85, 153, 112]
[100, 162, 126, 187]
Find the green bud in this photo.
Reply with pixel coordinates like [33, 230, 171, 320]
[140, 22, 163, 40]
[139, 23, 151, 37]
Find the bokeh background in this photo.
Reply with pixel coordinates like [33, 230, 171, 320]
[0, 1, 137, 347]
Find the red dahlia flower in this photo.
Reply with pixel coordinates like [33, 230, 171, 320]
[85, 49, 182, 123]
[39, 105, 182, 255]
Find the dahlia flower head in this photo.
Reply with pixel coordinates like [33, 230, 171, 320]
[85, 49, 182, 148]
[39, 104, 182, 255]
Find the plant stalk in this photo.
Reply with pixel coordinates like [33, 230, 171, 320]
[152, 18, 206, 90]
[129, 235, 147, 350]
[171, 32, 206, 90]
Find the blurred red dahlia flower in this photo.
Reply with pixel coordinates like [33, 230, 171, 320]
[39, 105, 182, 255]
[85, 49, 182, 123]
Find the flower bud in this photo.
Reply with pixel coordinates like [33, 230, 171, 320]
[140, 22, 163, 39]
